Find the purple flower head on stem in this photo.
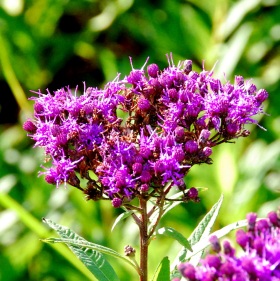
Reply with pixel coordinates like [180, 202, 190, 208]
[24, 54, 268, 206]
[177, 210, 280, 280]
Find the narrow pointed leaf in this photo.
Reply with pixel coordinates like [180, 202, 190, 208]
[111, 210, 134, 231]
[182, 219, 248, 261]
[189, 194, 223, 246]
[68, 243, 118, 281]
[42, 218, 137, 272]
[157, 227, 192, 252]
[42, 237, 136, 269]
[151, 256, 170, 281]
[171, 195, 223, 270]
[42, 219, 119, 281]
[211, 219, 247, 240]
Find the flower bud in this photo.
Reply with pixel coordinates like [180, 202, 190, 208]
[175, 126, 185, 142]
[209, 235, 221, 253]
[173, 146, 185, 162]
[140, 184, 149, 192]
[187, 187, 198, 199]
[138, 97, 151, 111]
[183, 60, 192, 74]
[147, 63, 159, 78]
[124, 245, 136, 256]
[132, 162, 143, 175]
[246, 212, 257, 231]
[268, 211, 279, 226]
[185, 140, 198, 154]
[235, 75, 244, 87]
[112, 198, 122, 208]
[139, 146, 151, 159]
[168, 88, 179, 101]
[256, 89, 268, 103]
[34, 102, 44, 114]
[226, 123, 239, 135]
[127, 70, 143, 85]
[23, 120, 37, 133]
[140, 170, 152, 183]
[154, 160, 165, 175]
[202, 147, 212, 157]
[199, 129, 211, 143]
[247, 83, 257, 94]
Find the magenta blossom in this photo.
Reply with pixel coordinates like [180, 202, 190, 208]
[176, 210, 280, 281]
[23, 55, 267, 207]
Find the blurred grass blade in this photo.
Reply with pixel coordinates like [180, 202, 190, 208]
[171, 194, 223, 270]
[151, 256, 170, 281]
[0, 192, 95, 280]
[216, 23, 253, 78]
[0, 34, 31, 113]
[218, 0, 261, 39]
[42, 218, 138, 271]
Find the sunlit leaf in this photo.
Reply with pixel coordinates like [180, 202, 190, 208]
[111, 210, 134, 231]
[156, 227, 192, 252]
[151, 256, 170, 281]
[171, 195, 223, 270]
[42, 218, 138, 277]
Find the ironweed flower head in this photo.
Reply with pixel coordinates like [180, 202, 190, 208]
[23, 55, 268, 207]
[176, 210, 280, 281]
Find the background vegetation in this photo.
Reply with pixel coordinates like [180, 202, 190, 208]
[0, 0, 280, 280]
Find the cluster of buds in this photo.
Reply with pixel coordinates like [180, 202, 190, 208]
[23, 55, 267, 207]
[175, 210, 280, 280]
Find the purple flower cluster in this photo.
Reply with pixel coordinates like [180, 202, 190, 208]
[23, 55, 267, 207]
[176, 211, 280, 281]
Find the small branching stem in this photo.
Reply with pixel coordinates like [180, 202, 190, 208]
[147, 191, 166, 240]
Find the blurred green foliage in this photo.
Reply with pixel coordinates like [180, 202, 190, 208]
[0, 0, 280, 280]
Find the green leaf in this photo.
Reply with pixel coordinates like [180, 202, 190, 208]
[211, 219, 247, 240]
[151, 257, 170, 281]
[111, 210, 134, 232]
[63, 241, 118, 281]
[156, 227, 192, 252]
[171, 194, 223, 270]
[185, 219, 248, 260]
[42, 219, 119, 281]
[172, 218, 249, 268]
[189, 195, 223, 246]
[42, 218, 138, 279]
